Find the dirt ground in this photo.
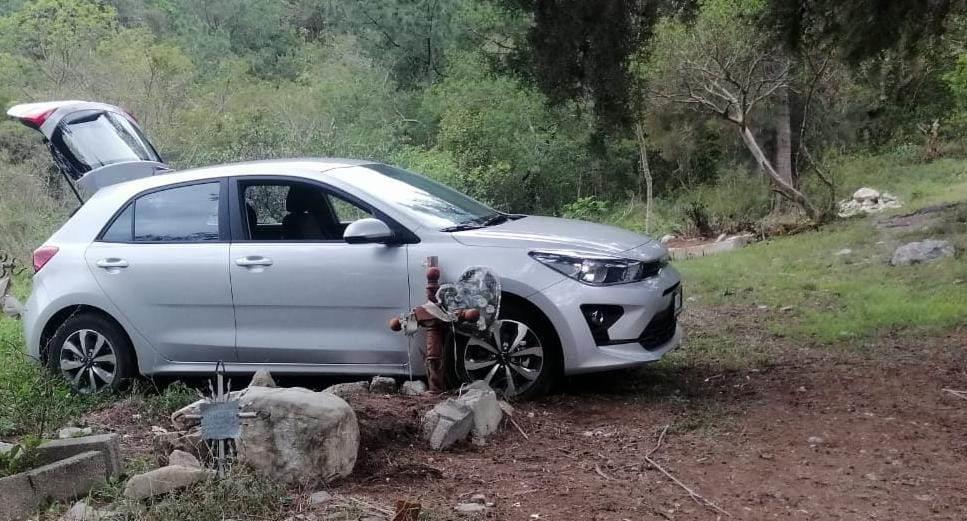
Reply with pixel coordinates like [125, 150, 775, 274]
[90, 305, 967, 521]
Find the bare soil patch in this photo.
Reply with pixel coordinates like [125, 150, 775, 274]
[83, 308, 967, 520]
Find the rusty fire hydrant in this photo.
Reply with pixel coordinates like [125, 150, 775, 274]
[389, 257, 479, 394]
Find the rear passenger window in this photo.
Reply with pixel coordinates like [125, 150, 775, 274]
[133, 183, 220, 242]
[101, 205, 133, 242]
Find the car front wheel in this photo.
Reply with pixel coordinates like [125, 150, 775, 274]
[450, 303, 561, 400]
[46, 312, 136, 394]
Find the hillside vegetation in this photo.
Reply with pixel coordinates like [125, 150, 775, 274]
[0, 0, 964, 261]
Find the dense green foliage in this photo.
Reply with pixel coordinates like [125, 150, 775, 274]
[0, 0, 962, 258]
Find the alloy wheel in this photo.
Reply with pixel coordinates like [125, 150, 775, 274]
[59, 329, 117, 393]
[462, 319, 544, 398]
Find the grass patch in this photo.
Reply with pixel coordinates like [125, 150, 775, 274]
[0, 316, 108, 437]
[677, 203, 967, 343]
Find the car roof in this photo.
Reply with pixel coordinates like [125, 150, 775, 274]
[94, 158, 379, 198]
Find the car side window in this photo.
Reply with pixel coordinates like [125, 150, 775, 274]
[133, 183, 220, 242]
[241, 182, 371, 241]
[101, 204, 134, 242]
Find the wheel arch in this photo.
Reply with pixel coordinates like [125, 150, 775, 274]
[500, 291, 562, 351]
[39, 304, 138, 367]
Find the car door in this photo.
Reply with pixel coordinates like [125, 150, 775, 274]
[228, 177, 412, 368]
[85, 179, 238, 362]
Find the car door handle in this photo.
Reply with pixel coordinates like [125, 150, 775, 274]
[235, 256, 273, 267]
[95, 258, 128, 269]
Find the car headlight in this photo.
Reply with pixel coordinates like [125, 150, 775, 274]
[529, 250, 667, 286]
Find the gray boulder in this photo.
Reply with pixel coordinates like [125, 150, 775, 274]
[891, 239, 955, 266]
[123, 465, 214, 500]
[401, 380, 428, 396]
[237, 386, 359, 484]
[369, 376, 397, 394]
[422, 400, 474, 450]
[323, 381, 369, 401]
[167, 449, 200, 468]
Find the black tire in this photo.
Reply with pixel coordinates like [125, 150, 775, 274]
[446, 301, 562, 400]
[46, 312, 137, 394]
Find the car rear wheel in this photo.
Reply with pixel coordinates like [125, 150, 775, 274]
[449, 302, 561, 400]
[46, 312, 136, 394]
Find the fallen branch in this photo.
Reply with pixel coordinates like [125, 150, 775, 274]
[942, 388, 967, 401]
[594, 463, 614, 481]
[509, 417, 530, 440]
[643, 424, 732, 518]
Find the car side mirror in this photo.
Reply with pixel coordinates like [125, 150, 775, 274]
[343, 218, 395, 244]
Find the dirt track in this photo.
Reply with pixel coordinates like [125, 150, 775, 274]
[342, 310, 967, 520]
[90, 306, 967, 520]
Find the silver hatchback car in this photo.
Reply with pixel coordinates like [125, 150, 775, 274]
[10, 100, 682, 399]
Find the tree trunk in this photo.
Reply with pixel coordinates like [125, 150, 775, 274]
[773, 86, 795, 213]
[634, 122, 654, 234]
[738, 124, 822, 222]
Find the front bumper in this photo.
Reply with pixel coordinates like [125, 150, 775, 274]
[529, 265, 683, 375]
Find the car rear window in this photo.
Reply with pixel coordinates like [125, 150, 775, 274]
[52, 109, 161, 175]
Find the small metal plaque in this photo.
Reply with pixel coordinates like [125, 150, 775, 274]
[200, 401, 241, 440]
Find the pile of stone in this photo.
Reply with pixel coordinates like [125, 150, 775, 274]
[421, 381, 506, 450]
[838, 187, 902, 217]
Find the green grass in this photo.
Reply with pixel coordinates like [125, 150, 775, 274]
[0, 316, 109, 437]
[677, 199, 967, 344]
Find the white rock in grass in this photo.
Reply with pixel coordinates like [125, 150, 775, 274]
[123, 465, 214, 500]
[167, 449, 201, 469]
[58, 427, 92, 439]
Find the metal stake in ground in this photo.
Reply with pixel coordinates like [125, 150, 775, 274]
[389, 257, 480, 393]
[187, 361, 256, 478]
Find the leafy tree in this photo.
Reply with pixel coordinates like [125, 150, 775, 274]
[643, 0, 825, 221]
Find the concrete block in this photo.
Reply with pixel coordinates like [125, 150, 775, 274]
[37, 433, 122, 478]
[0, 451, 107, 521]
[421, 399, 474, 450]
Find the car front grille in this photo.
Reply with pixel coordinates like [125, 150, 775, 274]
[638, 302, 678, 350]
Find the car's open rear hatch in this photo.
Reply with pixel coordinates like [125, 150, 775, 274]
[7, 100, 170, 199]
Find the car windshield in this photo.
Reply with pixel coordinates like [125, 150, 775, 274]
[358, 164, 498, 229]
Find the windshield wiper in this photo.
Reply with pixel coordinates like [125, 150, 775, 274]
[440, 213, 510, 232]
[478, 213, 510, 226]
[440, 222, 487, 232]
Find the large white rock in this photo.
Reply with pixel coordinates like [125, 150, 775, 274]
[237, 386, 359, 484]
[123, 465, 214, 500]
[890, 239, 955, 266]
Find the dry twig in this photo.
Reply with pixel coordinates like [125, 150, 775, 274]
[509, 416, 530, 440]
[942, 388, 967, 401]
[643, 424, 732, 518]
[594, 463, 614, 481]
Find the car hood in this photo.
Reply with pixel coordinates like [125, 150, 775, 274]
[450, 216, 664, 260]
